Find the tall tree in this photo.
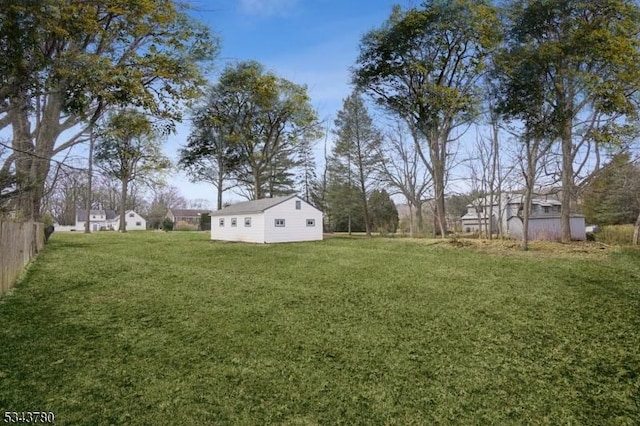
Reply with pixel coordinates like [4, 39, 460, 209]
[353, 0, 502, 237]
[325, 181, 365, 233]
[330, 92, 381, 236]
[94, 111, 171, 232]
[180, 61, 318, 201]
[369, 189, 399, 234]
[376, 121, 431, 236]
[179, 79, 244, 210]
[582, 152, 640, 226]
[494, 34, 555, 250]
[295, 134, 318, 204]
[0, 0, 217, 220]
[501, 0, 640, 242]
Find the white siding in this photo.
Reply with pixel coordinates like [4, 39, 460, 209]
[263, 198, 323, 243]
[211, 213, 266, 243]
[111, 212, 147, 231]
[123, 211, 147, 230]
[75, 220, 109, 231]
[210, 196, 323, 243]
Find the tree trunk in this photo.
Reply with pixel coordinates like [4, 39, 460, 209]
[216, 166, 223, 211]
[359, 180, 371, 237]
[415, 200, 423, 236]
[85, 132, 94, 233]
[430, 137, 447, 238]
[119, 178, 128, 232]
[11, 91, 63, 221]
[408, 203, 414, 236]
[521, 194, 530, 251]
[253, 169, 263, 200]
[560, 128, 573, 242]
[521, 138, 539, 251]
[633, 211, 640, 245]
[488, 113, 499, 240]
[559, 80, 574, 243]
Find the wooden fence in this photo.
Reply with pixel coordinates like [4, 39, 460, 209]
[0, 221, 44, 293]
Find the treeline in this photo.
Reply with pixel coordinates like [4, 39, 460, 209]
[179, 0, 640, 244]
[2, 1, 640, 244]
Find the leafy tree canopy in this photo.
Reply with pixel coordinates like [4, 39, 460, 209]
[1, 0, 218, 220]
[582, 153, 640, 225]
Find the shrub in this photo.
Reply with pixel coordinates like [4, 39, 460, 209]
[41, 213, 54, 228]
[161, 218, 174, 232]
[597, 224, 635, 245]
[173, 220, 197, 231]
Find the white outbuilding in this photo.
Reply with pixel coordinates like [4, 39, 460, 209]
[210, 194, 323, 243]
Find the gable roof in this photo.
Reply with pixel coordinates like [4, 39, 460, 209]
[210, 194, 298, 217]
[77, 209, 118, 221]
[168, 208, 211, 218]
[112, 210, 146, 220]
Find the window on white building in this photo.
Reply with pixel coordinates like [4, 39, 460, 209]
[231, 218, 237, 227]
[295, 200, 301, 210]
[275, 219, 285, 227]
[136, 221, 142, 226]
[245, 217, 251, 227]
[129, 213, 135, 217]
[306, 219, 315, 227]
[219, 218, 225, 227]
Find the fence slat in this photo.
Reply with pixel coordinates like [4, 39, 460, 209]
[0, 221, 44, 293]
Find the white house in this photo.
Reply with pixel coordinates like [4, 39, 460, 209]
[461, 194, 586, 241]
[210, 195, 323, 243]
[112, 211, 147, 231]
[70, 209, 119, 232]
[56, 209, 146, 232]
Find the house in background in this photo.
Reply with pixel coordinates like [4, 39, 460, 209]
[461, 194, 586, 241]
[55, 209, 146, 231]
[112, 211, 147, 231]
[210, 194, 323, 243]
[76, 209, 117, 232]
[165, 208, 211, 228]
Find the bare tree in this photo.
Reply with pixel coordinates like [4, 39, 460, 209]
[376, 121, 431, 236]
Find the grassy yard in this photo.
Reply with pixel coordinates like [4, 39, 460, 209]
[0, 232, 639, 425]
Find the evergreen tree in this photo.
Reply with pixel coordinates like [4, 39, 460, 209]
[582, 153, 640, 225]
[369, 189, 399, 234]
[329, 91, 382, 236]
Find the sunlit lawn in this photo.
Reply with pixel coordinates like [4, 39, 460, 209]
[0, 232, 639, 424]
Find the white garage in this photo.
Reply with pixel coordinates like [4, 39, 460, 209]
[210, 194, 323, 243]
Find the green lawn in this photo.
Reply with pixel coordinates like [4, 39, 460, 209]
[1, 232, 639, 425]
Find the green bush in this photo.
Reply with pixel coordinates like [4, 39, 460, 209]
[596, 224, 635, 245]
[161, 218, 174, 232]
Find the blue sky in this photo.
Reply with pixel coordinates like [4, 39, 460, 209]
[168, 0, 402, 205]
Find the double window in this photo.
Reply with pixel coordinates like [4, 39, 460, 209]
[275, 219, 285, 227]
[306, 219, 316, 227]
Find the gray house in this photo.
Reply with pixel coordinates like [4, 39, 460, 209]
[461, 194, 586, 240]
